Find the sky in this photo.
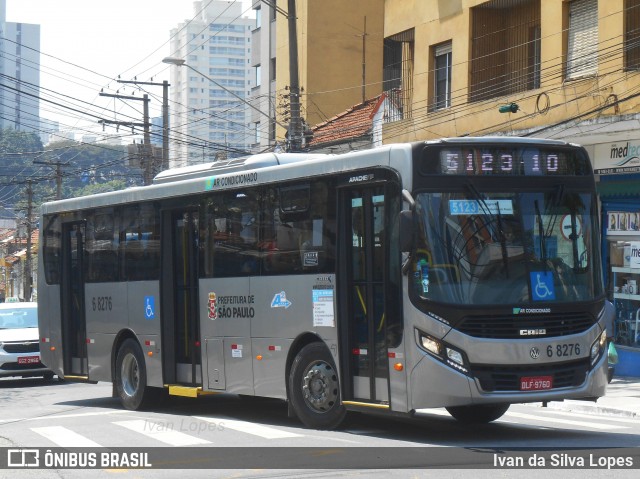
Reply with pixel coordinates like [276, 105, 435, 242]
[5, 0, 255, 139]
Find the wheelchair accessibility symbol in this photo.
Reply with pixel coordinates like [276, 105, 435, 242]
[144, 296, 155, 319]
[530, 271, 555, 301]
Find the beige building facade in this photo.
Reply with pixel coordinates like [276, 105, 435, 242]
[382, 0, 639, 146]
[275, 0, 384, 142]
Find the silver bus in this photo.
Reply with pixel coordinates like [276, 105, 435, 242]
[38, 137, 609, 428]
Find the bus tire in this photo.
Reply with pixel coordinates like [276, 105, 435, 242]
[288, 342, 346, 430]
[446, 404, 510, 423]
[115, 339, 150, 410]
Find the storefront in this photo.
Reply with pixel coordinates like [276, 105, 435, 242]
[595, 141, 640, 377]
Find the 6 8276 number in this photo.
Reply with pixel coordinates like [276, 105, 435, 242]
[92, 296, 112, 312]
[546, 343, 580, 358]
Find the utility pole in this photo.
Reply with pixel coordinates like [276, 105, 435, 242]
[287, 0, 302, 152]
[117, 79, 170, 171]
[362, 17, 367, 103]
[98, 91, 152, 184]
[34, 159, 65, 200]
[24, 180, 33, 301]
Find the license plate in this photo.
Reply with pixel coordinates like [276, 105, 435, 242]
[17, 356, 40, 365]
[520, 375, 553, 391]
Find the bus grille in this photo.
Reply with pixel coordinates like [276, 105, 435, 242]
[471, 359, 590, 392]
[457, 312, 594, 339]
[2, 342, 40, 354]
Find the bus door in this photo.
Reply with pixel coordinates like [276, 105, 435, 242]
[60, 222, 88, 377]
[161, 209, 201, 386]
[340, 184, 390, 405]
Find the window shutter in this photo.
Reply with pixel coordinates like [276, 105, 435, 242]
[566, 0, 598, 79]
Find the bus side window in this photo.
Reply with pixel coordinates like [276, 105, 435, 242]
[85, 209, 118, 283]
[210, 191, 259, 277]
[199, 198, 218, 279]
[43, 215, 61, 285]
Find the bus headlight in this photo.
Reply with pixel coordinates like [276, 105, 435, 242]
[590, 330, 607, 366]
[417, 330, 469, 375]
[446, 348, 464, 366]
[420, 334, 441, 356]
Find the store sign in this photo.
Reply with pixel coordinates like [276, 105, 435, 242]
[594, 141, 640, 174]
[631, 242, 640, 269]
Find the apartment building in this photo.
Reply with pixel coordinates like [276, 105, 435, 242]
[0, 0, 41, 134]
[168, 1, 253, 167]
[248, 1, 278, 152]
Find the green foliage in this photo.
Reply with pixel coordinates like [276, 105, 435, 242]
[0, 131, 143, 210]
[0, 128, 43, 153]
[73, 180, 127, 197]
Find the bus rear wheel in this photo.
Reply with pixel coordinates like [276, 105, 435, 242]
[115, 338, 151, 410]
[445, 404, 510, 423]
[289, 342, 346, 430]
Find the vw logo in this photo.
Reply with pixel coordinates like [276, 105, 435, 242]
[530, 347, 540, 359]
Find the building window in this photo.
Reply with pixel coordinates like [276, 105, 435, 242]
[626, 0, 640, 70]
[433, 42, 452, 111]
[270, 58, 276, 81]
[255, 64, 262, 87]
[566, 0, 598, 80]
[255, 122, 261, 145]
[470, 0, 540, 102]
[255, 6, 262, 30]
[383, 28, 414, 122]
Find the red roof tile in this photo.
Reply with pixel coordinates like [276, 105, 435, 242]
[308, 95, 382, 147]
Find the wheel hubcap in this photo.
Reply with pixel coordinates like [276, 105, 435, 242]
[302, 361, 338, 412]
[121, 353, 139, 397]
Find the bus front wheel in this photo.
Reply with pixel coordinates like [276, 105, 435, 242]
[115, 338, 150, 410]
[445, 404, 510, 423]
[288, 342, 346, 430]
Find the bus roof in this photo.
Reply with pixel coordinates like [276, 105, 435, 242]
[39, 137, 581, 215]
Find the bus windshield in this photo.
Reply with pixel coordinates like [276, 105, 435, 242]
[412, 188, 602, 305]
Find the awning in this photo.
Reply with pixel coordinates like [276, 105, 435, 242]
[597, 179, 640, 199]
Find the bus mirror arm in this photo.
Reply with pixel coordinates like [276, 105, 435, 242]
[400, 189, 416, 271]
[399, 209, 414, 255]
[402, 189, 415, 210]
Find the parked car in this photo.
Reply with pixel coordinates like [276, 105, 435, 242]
[0, 302, 54, 380]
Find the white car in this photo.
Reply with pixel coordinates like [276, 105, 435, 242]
[0, 302, 54, 380]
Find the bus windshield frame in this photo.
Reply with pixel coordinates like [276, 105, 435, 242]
[409, 184, 603, 307]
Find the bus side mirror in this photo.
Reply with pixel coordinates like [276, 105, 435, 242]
[399, 210, 413, 253]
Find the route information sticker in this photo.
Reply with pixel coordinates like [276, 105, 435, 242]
[312, 288, 334, 327]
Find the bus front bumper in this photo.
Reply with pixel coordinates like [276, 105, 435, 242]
[408, 349, 608, 411]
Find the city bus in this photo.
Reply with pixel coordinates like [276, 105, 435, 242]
[37, 137, 610, 429]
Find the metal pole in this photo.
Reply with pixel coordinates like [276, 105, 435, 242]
[162, 80, 169, 170]
[287, 0, 302, 152]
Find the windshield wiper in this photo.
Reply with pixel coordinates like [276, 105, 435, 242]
[534, 199, 548, 269]
[465, 182, 510, 274]
[496, 202, 510, 277]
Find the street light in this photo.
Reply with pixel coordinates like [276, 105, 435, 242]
[162, 56, 286, 129]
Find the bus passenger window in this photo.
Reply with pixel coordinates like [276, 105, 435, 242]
[85, 209, 118, 283]
[208, 192, 259, 277]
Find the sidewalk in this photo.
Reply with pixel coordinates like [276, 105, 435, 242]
[531, 377, 640, 417]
